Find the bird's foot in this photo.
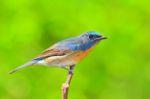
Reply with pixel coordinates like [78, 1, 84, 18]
[68, 65, 75, 74]
[61, 65, 75, 74]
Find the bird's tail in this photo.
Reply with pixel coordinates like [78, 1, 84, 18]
[9, 60, 37, 74]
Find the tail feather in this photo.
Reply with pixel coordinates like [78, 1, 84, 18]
[9, 60, 37, 74]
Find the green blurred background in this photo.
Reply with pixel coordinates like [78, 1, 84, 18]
[0, 0, 150, 99]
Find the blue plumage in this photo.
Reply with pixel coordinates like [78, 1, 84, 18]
[9, 31, 107, 74]
[56, 31, 102, 51]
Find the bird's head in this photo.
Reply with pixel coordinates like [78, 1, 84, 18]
[80, 31, 107, 42]
[79, 31, 107, 50]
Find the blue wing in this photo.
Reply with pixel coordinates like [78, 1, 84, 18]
[34, 37, 83, 60]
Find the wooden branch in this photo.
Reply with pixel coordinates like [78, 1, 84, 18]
[62, 65, 74, 99]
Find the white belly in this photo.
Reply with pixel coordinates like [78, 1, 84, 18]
[37, 55, 77, 67]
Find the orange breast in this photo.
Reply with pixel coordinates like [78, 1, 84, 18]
[73, 46, 95, 62]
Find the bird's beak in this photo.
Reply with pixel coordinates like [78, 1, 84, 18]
[100, 36, 107, 39]
[96, 36, 107, 40]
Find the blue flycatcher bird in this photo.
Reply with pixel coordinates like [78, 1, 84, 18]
[9, 31, 107, 74]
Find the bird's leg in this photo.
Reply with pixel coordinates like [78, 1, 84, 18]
[68, 66, 74, 75]
[61, 66, 74, 74]
[62, 65, 75, 99]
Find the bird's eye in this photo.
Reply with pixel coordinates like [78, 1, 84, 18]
[89, 35, 94, 39]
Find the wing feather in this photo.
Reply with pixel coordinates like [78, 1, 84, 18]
[34, 37, 82, 60]
[34, 47, 73, 60]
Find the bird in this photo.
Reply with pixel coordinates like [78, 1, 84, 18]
[9, 31, 107, 74]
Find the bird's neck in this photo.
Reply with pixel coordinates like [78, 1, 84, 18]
[81, 40, 98, 51]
